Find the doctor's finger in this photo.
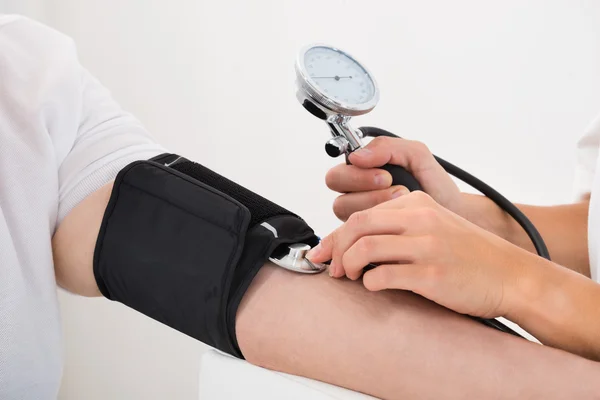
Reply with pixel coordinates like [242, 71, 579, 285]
[372, 190, 439, 211]
[333, 185, 410, 221]
[326, 164, 392, 193]
[349, 136, 436, 171]
[362, 264, 434, 293]
[341, 235, 425, 280]
[307, 208, 431, 265]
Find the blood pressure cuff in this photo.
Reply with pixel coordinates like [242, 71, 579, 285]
[93, 153, 319, 358]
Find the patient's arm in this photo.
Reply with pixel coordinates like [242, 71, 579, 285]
[238, 264, 600, 399]
[54, 181, 600, 399]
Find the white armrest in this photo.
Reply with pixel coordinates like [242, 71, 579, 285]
[199, 350, 377, 400]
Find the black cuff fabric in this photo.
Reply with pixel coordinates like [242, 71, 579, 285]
[94, 156, 318, 358]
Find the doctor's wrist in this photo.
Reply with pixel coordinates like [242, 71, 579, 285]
[501, 251, 550, 323]
[502, 253, 600, 360]
[459, 193, 514, 240]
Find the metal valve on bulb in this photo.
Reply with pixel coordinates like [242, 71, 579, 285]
[325, 137, 349, 157]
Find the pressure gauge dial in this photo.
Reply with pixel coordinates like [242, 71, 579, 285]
[295, 44, 380, 117]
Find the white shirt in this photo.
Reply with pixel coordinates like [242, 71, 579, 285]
[0, 15, 164, 399]
[575, 114, 600, 283]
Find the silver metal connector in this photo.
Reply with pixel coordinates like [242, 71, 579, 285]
[269, 243, 327, 274]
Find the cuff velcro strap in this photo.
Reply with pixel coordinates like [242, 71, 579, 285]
[93, 157, 318, 358]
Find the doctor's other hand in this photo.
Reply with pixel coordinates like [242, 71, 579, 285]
[326, 136, 463, 221]
[307, 191, 536, 319]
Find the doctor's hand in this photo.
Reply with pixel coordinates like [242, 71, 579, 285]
[307, 191, 535, 319]
[326, 136, 463, 221]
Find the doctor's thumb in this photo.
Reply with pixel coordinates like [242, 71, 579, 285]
[306, 235, 334, 264]
[348, 137, 403, 169]
[348, 148, 375, 167]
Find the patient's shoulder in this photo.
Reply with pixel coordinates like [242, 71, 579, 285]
[0, 15, 82, 136]
[0, 15, 77, 61]
[0, 15, 81, 102]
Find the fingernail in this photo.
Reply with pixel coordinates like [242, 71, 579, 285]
[329, 259, 337, 277]
[306, 243, 322, 260]
[391, 186, 410, 199]
[353, 148, 372, 158]
[374, 173, 391, 187]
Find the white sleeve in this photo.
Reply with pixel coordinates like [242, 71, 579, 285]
[573, 114, 600, 200]
[1, 15, 167, 223]
[0, 15, 166, 224]
[57, 66, 167, 222]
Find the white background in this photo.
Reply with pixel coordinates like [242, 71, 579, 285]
[2, 1, 600, 399]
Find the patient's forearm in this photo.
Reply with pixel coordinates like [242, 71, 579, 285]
[237, 265, 600, 399]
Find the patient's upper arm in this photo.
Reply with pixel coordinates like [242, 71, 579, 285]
[50, 50, 165, 295]
[53, 181, 115, 296]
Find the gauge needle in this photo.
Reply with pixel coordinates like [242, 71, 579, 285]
[312, 75, 353, 81]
